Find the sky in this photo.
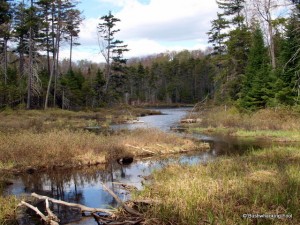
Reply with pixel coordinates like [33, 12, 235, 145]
[60, 0, 219, 63]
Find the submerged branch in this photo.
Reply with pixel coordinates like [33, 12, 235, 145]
[101, 183, 143, 217]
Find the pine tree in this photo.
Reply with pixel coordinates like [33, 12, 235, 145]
[97, 11, 129, 98]
[207, 13, 229, 56]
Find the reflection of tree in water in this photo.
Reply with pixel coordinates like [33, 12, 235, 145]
[19, 165, 118, 224]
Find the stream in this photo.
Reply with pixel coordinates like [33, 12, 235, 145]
[2, 108, 288, 225]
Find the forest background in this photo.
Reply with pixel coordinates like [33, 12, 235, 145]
[0, 0, 299, 111]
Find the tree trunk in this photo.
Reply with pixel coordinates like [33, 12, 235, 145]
[27, 1, 34, 109]
[268, 20, 276, 69]
[19, 36, 25, 78]
[104, 26, 111, 94]
[54, 39, 60, 107]
[45, 1, 61, 109]
[69, 34, 73, 71]
[4, 38, 8, 86]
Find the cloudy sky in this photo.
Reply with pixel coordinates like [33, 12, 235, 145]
[60, 0, 219, 63]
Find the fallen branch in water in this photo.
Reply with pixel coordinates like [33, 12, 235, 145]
[18, 200, 60, 225]
[101, 183, 142, 217]
[31, 193, 115, 215]
[19, 187, 150, 225]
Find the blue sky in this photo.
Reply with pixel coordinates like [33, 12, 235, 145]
[60, 0, 219, 63]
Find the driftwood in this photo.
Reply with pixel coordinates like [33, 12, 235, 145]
[19, 184, 148, 225]
[19, 200, 59, 225]
[180, 118, 202, 123]
[31, 193, 114, 215]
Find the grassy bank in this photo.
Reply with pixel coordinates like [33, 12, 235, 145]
[0, 106, 210, 172]
[136, 146, 300, 224]
[0, 106, 160, 133]
[0, 128, 207, 172]
[187, 107, 300, 141]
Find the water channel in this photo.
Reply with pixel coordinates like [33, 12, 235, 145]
[2, 107, 290, 224]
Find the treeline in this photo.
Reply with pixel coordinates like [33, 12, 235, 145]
[0, 0, 299, 110]
[126, 51, 215, 104]
[0, 0, 83, 109]
[207, 0, 300, 110]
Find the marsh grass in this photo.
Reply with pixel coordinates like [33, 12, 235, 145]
[189, 106, 300, 130]
[0, 195, 18, 225]
[0, 128, 204, 171]
[136, 146, 300, 225]
[188, 106, 300, 141]
[234, 130, 300, 141]
[0, 106, 161, 132]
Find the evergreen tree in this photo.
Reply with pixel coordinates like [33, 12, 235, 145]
[98, 11, 129, 97]
[207, 13, 229, 56]
[276, 5, 300, 105]
[239, 26, 272, 110]
[0, 0, 14, 86]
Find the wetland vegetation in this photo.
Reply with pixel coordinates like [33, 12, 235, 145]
[1, 0, 300, 224]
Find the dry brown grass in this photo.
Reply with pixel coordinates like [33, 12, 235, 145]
[190, 106, 300, 130]
[0, 107, 161, 133]
[136, 146, 300, 225]
[188, 106, 300, 141]
[0, 128, 207, 171]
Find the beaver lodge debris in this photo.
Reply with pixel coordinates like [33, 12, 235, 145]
[18, 183, 147, 225]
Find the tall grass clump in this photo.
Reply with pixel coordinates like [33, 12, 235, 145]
[0, 196, 18, 225]
[0, 129, 109, 169]
[136, 146, 300, 225]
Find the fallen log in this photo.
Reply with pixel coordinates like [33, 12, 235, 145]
[31, 193, 115, 215]
[45, 199, 60, 223]
[19, 201, 59, 225]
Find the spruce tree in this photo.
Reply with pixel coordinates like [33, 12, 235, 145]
[276, 5, 300, 105]
[239, 26, 272, 110]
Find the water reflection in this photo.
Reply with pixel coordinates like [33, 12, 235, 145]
[6, 152, 215, 224]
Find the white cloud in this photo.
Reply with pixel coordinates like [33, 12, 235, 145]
[76, 0, 218, 62]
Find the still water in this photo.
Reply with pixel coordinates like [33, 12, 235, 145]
[3, 107, 277, 224]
